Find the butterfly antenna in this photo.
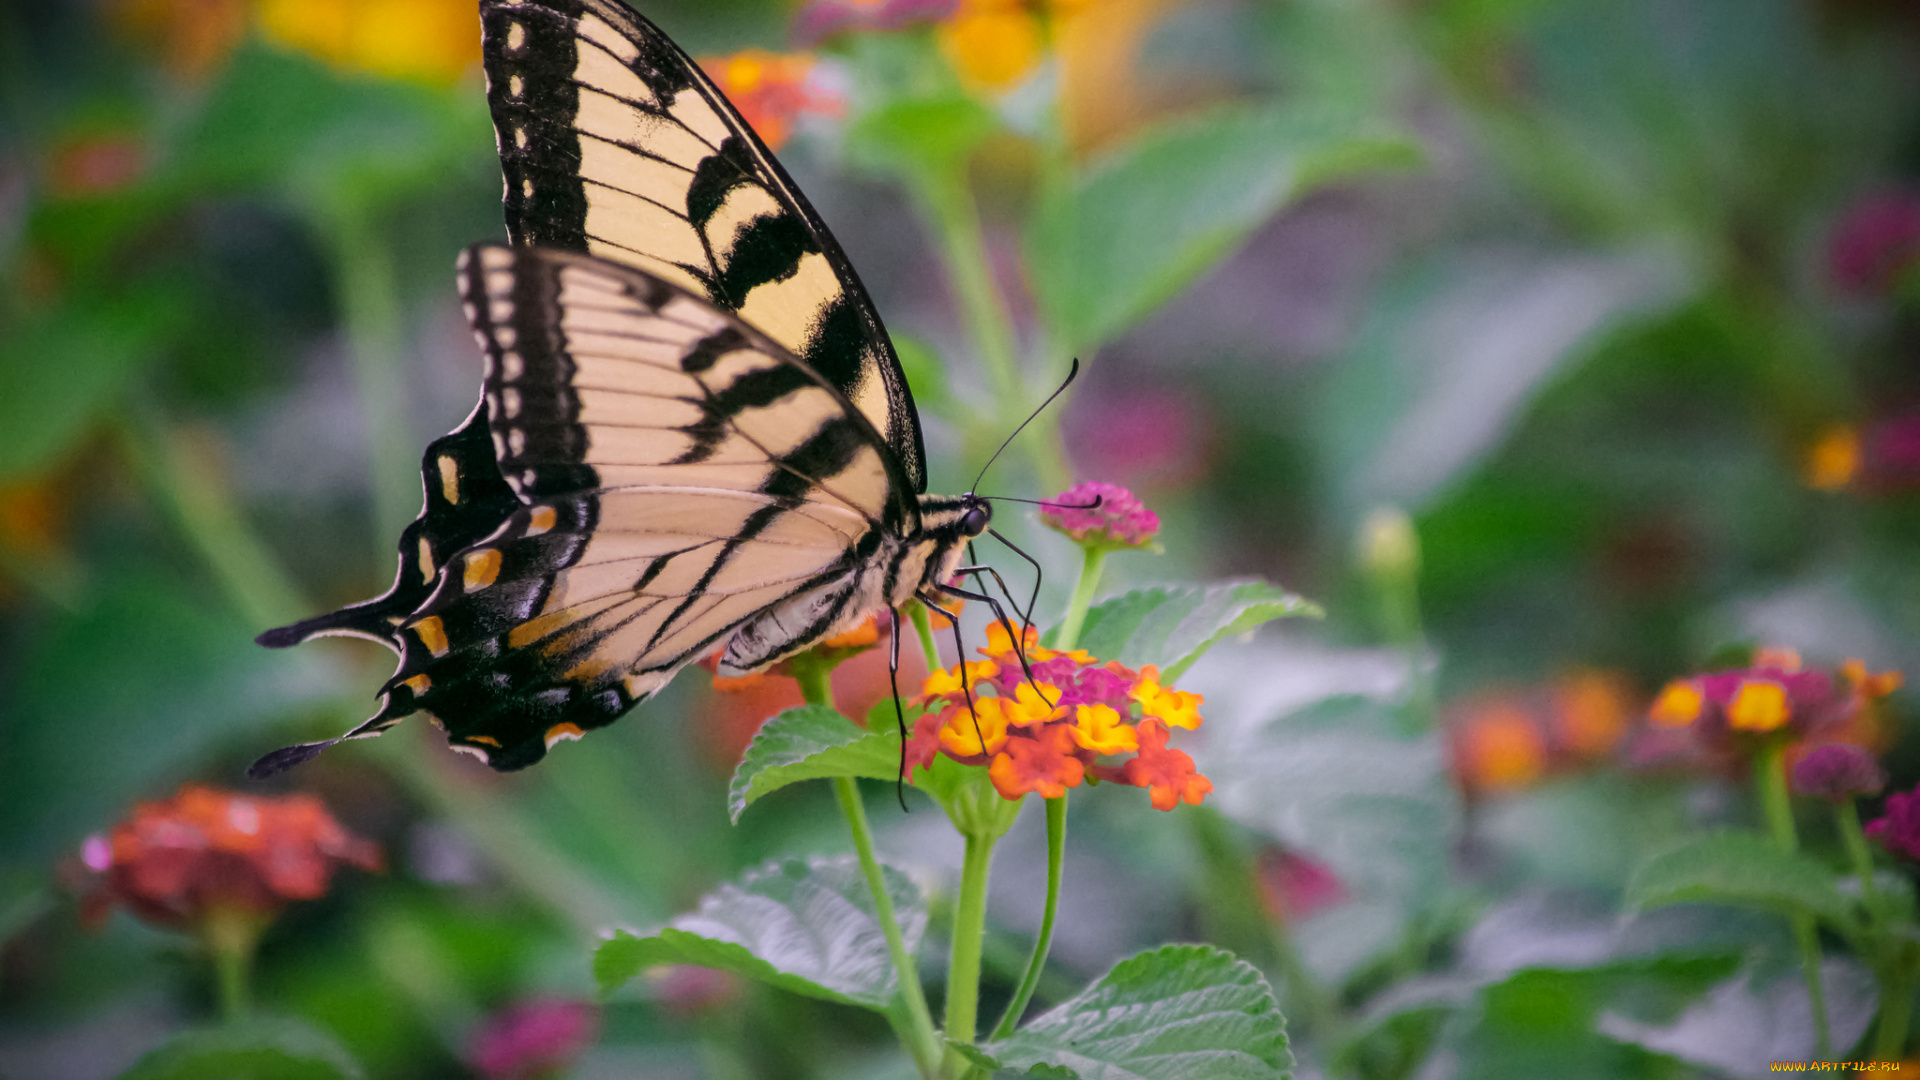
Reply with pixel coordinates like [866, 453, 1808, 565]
[969, 358, 1081, 494]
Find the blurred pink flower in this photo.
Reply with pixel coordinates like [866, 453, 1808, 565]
[1868, 787, 1920, 864]
[793, 0, 956, 44]
[1791, 743, 1887, 802]
[1064, 386, 1209, 486]
[1864, 413, 1920, 486]
[653, 964, 741, 1018]
[1040, 482, 1159, 549]
[469, 999, 598, 1080]
[1828, 190, 1920, 296]
[1256, 849, 1345, 924]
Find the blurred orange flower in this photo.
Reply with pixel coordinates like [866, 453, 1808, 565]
[700, 50, 843, 150]
[1450, 669, 1640, 793]
[108, 0, 249, 80]
[79, 785, 380, 931]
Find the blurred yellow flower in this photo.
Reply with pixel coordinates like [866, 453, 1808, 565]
[256, 0, 480, 85]
[1649, 680, 1704, 728]
[1804, 424, 1861, 491]
[939, 2, 1045, 92]
[1726, 680, 1791, 733]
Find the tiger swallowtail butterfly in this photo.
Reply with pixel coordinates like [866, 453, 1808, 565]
[252, 0, 999, 774]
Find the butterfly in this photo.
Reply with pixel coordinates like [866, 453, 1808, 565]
[251, 0, 1033, 775]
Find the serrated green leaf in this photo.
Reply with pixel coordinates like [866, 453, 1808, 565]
[117, 1019, 364, 1080]
[1065, 579, 1320, 681]
[728, 705, 902, 822]
[594, 856, 926, 1009]
[1624, 831, 1861, 935]
[983, 944, 1291, 1080]
[1025, 104, 1416, 352]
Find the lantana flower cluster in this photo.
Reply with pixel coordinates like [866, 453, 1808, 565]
[1039, 481, 1160, 550]
[902, 622, 1211, 810]
[1644, 650, 1900, 753]
[77, 785, 380, 930]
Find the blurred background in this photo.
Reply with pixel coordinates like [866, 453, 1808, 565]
[2, 0, 1919, 1076]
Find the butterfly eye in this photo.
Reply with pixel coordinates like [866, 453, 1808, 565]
[962, 504, 991, 536]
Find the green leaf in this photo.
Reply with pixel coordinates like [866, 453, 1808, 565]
[1025, 104, 1415, 352]
[846, 94, 1000, 183]
[0, 287, 184, 481]
[1064, 579, 1320, 681]
[1624, 831, 1861, 935]
[983, 944, 1291, 1080]
[1204, 693, 1460, 961]
[0, 564, 337, 868]
[118, 1019, 364, 1080]
[594, 856, 927, 1010]
[728, 705, 901, 823]
[1455, 954, 1744, 1080]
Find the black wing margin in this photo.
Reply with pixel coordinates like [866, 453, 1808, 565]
[478, 0, 928, 492]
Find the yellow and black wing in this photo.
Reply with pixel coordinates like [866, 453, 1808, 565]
[479, 0, 928, 493]
[256, 245, 912, 773]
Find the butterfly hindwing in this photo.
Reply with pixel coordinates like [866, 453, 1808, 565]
[478, 0, 928, 493]
[353, 244, 909, 768]
[255, 403, 522, 653]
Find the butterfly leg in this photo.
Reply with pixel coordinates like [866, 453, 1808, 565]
[937, 582, 1056, 710]
[888, 606, 911, 811]
[985, 527, 1045, 638]
[919, 591, 990, 755]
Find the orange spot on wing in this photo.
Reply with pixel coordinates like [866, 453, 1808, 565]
[463, 548, 502, 591]
[410, 616, 449, 657]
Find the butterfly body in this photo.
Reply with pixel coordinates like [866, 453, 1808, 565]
[252, 0, 992, 774]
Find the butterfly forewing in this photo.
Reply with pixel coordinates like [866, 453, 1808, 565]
[479, 0, 928, 492]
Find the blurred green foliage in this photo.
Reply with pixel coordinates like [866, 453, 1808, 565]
[2, 0, 1919, 1076]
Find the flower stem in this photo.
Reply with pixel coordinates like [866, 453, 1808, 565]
[992, 794, 1065, 1039]
[794, 653, 940, 1077]
[1053, 546, 1106, 654]
[1836, 798, 1882, 914]
[1875, 966, 1917, 1060]
[909, 601, 943, 674]
[946, 829, 998, 1052]
[117, 409, 308, 630]
[1756, 743, 1831, 1057]
[318, 199, 420, 574]
[918, 168, 1069, 491]
[201, 907, 261, 1023]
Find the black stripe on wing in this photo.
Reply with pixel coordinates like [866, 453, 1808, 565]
[479, 0, 928, 493]
[255, 402, 522, 652]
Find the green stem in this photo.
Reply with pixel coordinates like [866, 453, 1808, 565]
[918, 169, 1069, 491]
[835, 776, 943, 1079]
[1052, 546, 1106, 654]
[1836, 798, 1882, 915]
[946, 830, 997, 1051]
[992, 794, 1065, 1039]
[909, 601, 943, 674]
[202, 907, 261, 1023]
[1756, 743, 1831, 1057]
[319, 199, 419, 575]
[118, 410, 308, 630]
[795, 653, 940, 1077]
[1875, 967, 1916, 1061]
